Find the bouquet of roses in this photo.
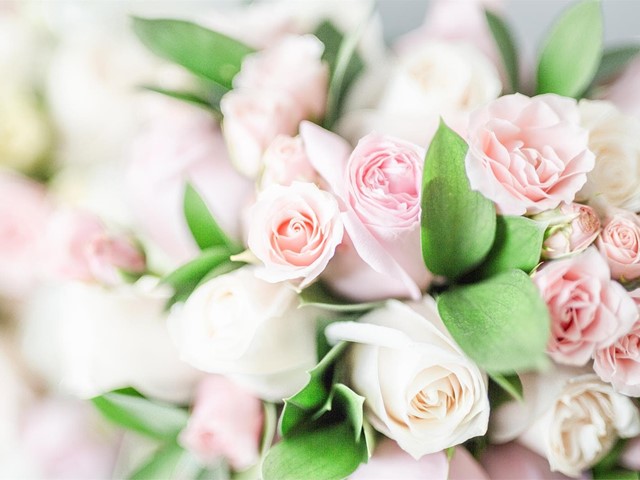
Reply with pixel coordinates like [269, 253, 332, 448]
[4, 0, 640, 478]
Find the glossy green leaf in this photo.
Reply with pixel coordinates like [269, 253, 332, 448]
[536, 0, 603, 97]
[437, 269, 550, 373]
[323, 17, 366, 128]
[485, 9, 519, 92]
[280, 342, 347, 436]
[183, 183, 238, 252]
[421, 121, 496, 279]
[140, 85, 223, 117]
[299, 282, 382, 312]
[92, 391, 188, 440]
[593, 44, 640, 85]
[128, 443, 188, 480]
[132, 17, 253, 89]
[489, 372, 523, 402]
[475, 216, 546, 278]
[262, 422, 368, 480]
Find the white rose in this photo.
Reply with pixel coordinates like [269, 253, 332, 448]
[20, 277, 201, 404]
[577, 100, 640, 211]
[491, 368, 640, 477]
[326, 297, 489, 458]
[167, 266, 318, 401]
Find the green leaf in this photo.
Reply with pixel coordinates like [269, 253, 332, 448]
[280, 342, 347, 436]
[299, 282, 382, 312]
[474, 216, 546, 278]
[593, 469, 639, 480]
[593, 438, 629, 476]
[329, 384, 365, 443]
[323, 17, 367, 128]
[260, 403, 278, 456]
[92, 391, 188, 440]
[128, 443, 187, 480]
[162, 247, 236, 305]
[593, 44, 640, 85]
[183, 183, 239, 252]
[484, 9, 519, 92]
[262, 422, 368, 480]
[140, 85, 223, 117]
[132, 17, 253, 90]
[536, 0, 603, 97]
[421, 121, 496, 279]
[489, 372, 523, 402]
[437, 269, 550, 373]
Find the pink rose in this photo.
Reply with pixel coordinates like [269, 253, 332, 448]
[44, 209, 145, 286]
[597, 210, 640, 282]
[179, 376, 263, 471]
[259, 134, 317, 190]
[621, 435, 640, 470]
[21, 398, 118, 480]
[0, 171, 50, 298]
[533, 248, 638, 365]
[301, 122, 431, 301]
[594, 319, 640, 397]
[481, 442, 582, 480]
[234, 35, 328, 121]
[221, 89, 301, 179]
[600, 56, 640, 120]
[465, 93, 595, 215]
[540, 203, 601, 260]
[247, 182, 343, 287]
[127, 104, 252, 264]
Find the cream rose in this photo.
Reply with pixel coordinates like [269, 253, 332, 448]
[577, 100, 640, 211]
[168, 266, 318, 401]
[259, 134, 317, 190]
[492, 369, 640, 477]
[326, 298, 489, 458]
[247, 181, 343, 287]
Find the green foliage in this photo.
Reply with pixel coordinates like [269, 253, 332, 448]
[421, 121, 496, 279]
[536, 0, 603, 97]
[437, 269, 551, 373]
[484, 9, 520, 92]
[592, 44, 640, 85]
[299, 282, 382, 312]
[132, 17, 253, 90]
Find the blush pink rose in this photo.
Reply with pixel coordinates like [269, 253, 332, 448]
[44, 209, 145, 286]
[21, 398, 118, 480]
[532, 248, 638, 365]
[221, 89, 301, 179]
[594, 319, 640, 397]
[179, 376, 263, 471]
[247, 181, 343, 287]
[259, 134, 317, 190]
[465, 93, 595, 215]
[481, 442, 581, 480]
[597, 210, 640, 282]
[127, 104, 252, 264]
[234, 34, 328, 121]
[0, 171, 50, 298]
[540, 203, 601, 260]
[301, 121, 431, 301]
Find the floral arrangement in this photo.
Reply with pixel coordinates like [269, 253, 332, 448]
[3, 0, 640, 479]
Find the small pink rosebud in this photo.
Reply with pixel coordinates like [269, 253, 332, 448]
[179, 376, 263, 471]
[540, 203, 600, 260]
[597, 209, 640, 282]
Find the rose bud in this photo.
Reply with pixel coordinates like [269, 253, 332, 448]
[537, 203, 600, 260]
[259, 134, 317, 190]
[597, 209, 640, 283]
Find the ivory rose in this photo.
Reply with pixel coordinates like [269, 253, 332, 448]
[179, 376, 263, 471]
[538, 203, 600, 260]
[233, 34, 328, 121]
[259, 134, 317, 190]
[168, 266, 318, 401]
[247, 182, 343, 287]
[0, 171, 50, 298]
[301, 122, 431, 301]
[597, 210, 640, 282]
[465, 93, 595, 215]
[127, 104, 252, 264]
[577, 100, 640, 211]
[43, 209, 145, 286]
[532, 248, 637, 365]
[221, 89, 301, 179]
[492, 369, 640, 477]
[326, 298, 489, 458]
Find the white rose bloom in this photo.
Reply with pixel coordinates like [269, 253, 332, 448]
[168, 266, 319, 401]
[326, 297, 489, 458]
[577, 100, 640, 212]
[492, 368, 640, 478]
[20, 277, 201, 404]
